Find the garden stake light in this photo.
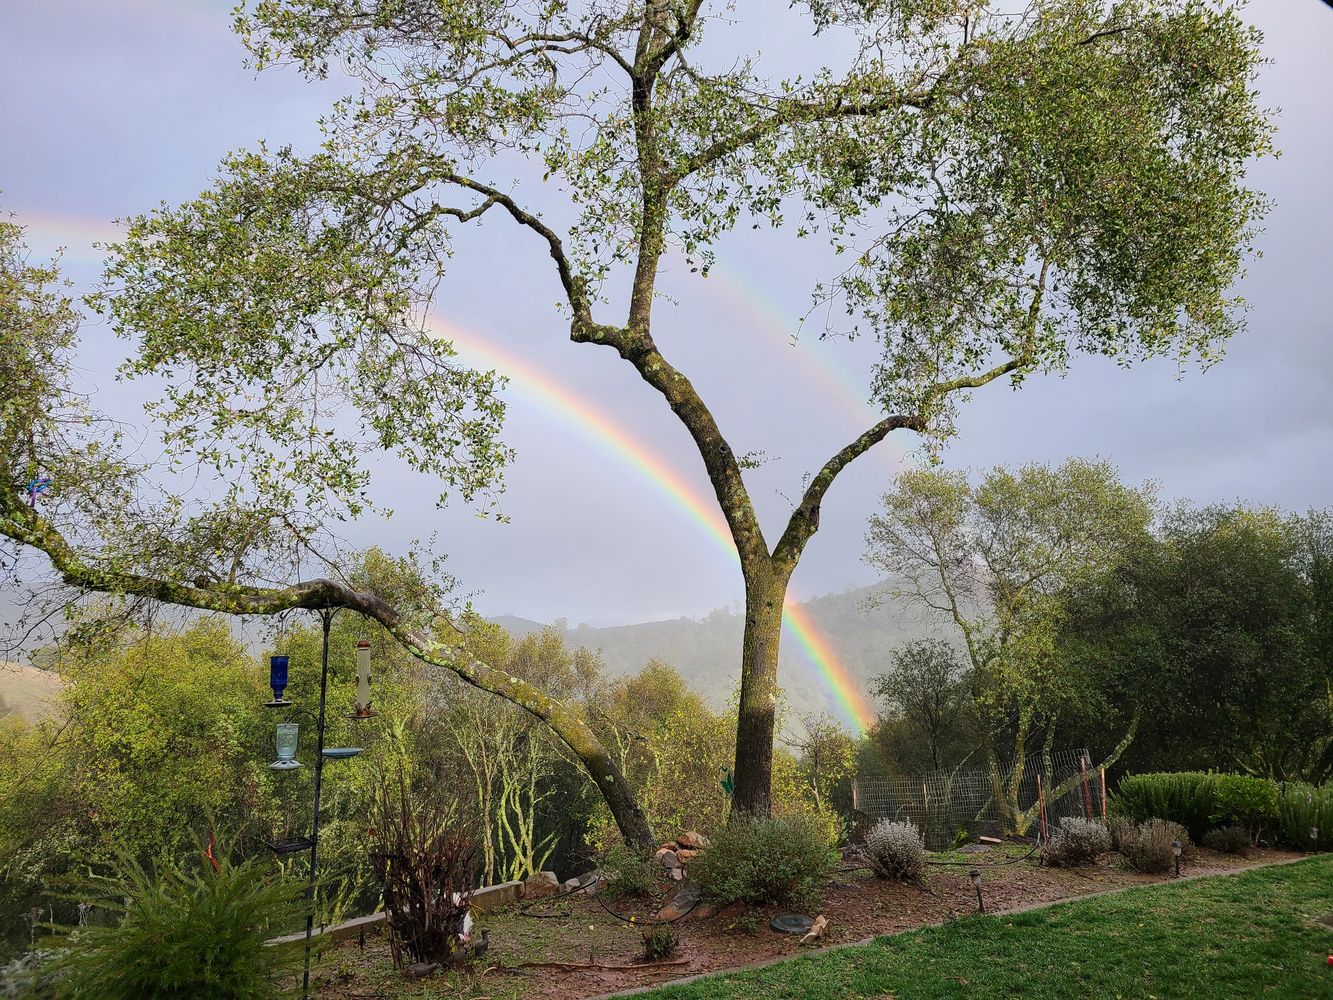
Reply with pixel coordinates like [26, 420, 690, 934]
[969, 868, 984, 913]
[1171, 840, 1182, 877]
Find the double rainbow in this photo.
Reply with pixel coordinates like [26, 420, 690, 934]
[17, 210, 881, 734]
[435, 319, 879, 735]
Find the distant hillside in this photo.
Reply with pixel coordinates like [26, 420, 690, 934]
[0, 661, 63, 723]
[490, 583, 937, 723]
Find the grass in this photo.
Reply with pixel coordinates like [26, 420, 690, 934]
[637, 856, 1333, 1000]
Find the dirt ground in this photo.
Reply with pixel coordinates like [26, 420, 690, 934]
[307, 844, 1306, 1000]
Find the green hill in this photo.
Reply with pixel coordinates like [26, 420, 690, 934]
[493, 583, 935, 725]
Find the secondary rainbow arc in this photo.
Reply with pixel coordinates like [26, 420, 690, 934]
[430, 317, 878, 735]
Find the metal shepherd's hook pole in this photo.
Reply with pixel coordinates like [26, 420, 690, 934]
[302, 608, 335, 1000]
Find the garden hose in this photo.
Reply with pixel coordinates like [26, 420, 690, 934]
[518, 873, 700, 926]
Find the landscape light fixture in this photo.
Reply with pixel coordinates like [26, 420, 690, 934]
[1311, 826, 1319, 850]
[348, 638, 376, 719]
[1170, 840, 1182, 877]
[969, 868, 984, 913]
[266, 654, 292, 707]
[270, 722, 301, 770]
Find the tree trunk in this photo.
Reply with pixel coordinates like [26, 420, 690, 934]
[731, 563, 790, 818]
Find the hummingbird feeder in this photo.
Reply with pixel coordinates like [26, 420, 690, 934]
[348, 638, 375, 718]
[270, 722, 302, 771]
[266, 655, 293, 708]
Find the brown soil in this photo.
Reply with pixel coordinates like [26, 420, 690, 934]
[308, 845, 1305, 1000]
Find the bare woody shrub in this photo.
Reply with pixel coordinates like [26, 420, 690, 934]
[369, 767, 481, 967]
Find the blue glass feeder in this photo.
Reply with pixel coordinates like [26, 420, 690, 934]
[266, 655, 293, 707]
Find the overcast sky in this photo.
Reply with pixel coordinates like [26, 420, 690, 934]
[2, 1, 1331, 631]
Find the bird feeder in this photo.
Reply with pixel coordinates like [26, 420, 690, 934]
[321, 746, 364, 760]
[266, 655, 292, 708]
[349, 639, 375, 719]
[270, 722, 302, 770]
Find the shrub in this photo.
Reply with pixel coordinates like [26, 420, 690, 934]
[1121, 819, 1194, 874]
[0, 949, 59, 1000]
[369, 767, 480, 967]
[692, 814, 837, 906]
[1202, 825, 1251, 854]
[600, 842, 660, 898]
[640, 925, 678, 960]
[1276, 781, 1333, 851]
[48, 849, 300, 1000]
[1111, 773, 1216, 839]
[1108, 815, 1137, 853]
[1041, 817, 1111, 868]
[864, 819, 927, 883]
[1210, 775, 1279, 839]
[1111, 772, 1282, 842]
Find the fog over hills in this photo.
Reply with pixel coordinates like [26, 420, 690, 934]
[491, 581, 936, 720]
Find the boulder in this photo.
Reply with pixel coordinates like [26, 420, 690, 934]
[655, 848, 681, 869]
[523, 871, 561, 900]
[677, 831, 711, 850]
[676, 849, 699, 861]
[669, 867, 684, 881]
[656, 879, 702, 921]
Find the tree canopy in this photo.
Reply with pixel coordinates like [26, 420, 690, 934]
[1, 0, 1274, 826]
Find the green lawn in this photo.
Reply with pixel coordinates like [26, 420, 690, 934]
[636, 856, 1333, 1000]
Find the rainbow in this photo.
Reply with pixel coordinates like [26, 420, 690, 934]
[8, 205, 879, 732]
[432, 317, 878, 734]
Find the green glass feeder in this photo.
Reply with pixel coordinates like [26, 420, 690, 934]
[270, 722, 302, 770]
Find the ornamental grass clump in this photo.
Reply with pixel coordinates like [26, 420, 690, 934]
[864, 819, 927, 883]
[1041, 817, 1111, 868]
[48, 848, 300, 1000]
[692, 814, 837, 906]
[1121, 819, 1195, 874]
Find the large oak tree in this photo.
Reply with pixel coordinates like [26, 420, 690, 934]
[3, 1, 1271, 828]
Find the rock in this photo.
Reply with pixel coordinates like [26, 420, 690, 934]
[957, 843, 992, 854]
[523, 871, 561, 900]
[800, 914, 828, 945]
[562, 873, 597, 894]
[669, 867, 684, 881]
[404, 962, 438, 980]
[655, 848, 681, 869]
[656, 879, 702, 921]
[677, 831, 711, 850]
[676, 849, 699, 861]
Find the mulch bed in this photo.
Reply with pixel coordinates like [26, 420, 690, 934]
[310, 846, 1305, 1000]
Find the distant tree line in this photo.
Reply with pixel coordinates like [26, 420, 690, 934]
[864, 462, 1332, 801]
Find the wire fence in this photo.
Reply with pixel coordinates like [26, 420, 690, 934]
[851, 749, 1105, 849]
